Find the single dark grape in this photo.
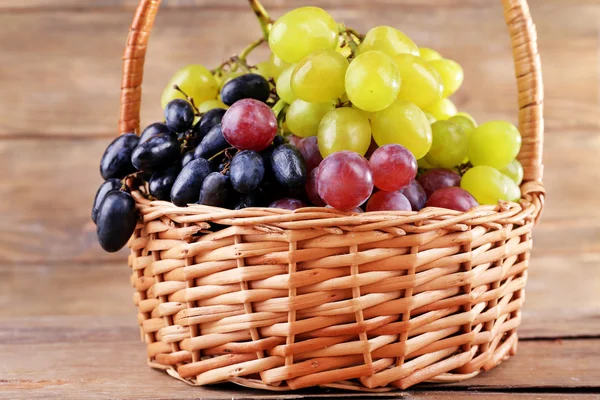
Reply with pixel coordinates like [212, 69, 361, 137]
[96, 190, 138, 253]
[221, 73, 271, 106]
[140, 122, 172, 143]
[149, 165, 180, 201]
[131, 132, 180, 171]
[366, 191, 412, 212]
[234, 191, 262, 210]
[418, 168, 462, 197]
[400, 181, 427, 211]
[181, 151, 195, 168]
[230, 150, 265, 193]
[273, 136, 285, 147]
[297, 136, 323, 173]
[305, 168, 326, 207]
[427, 187, 479, 212]
[271, 144, 307, 188]
[100, 133, 139, 180]
[194, 124, 229, 160]
[270, 198, 306, 210]
[198, 172, 232, 207]
[170, 158, 212, 207]
[91, 178, 121, 224]
[222, 99, 277, 151]
[192, 108, 226, 141]
[165, 99, 195, 133]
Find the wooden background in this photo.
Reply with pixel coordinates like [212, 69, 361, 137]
[1, 0, 599, 399]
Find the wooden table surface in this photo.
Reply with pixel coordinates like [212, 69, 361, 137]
[1, 0, 599, 399]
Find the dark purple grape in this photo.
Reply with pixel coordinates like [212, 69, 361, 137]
[418, 169, 462, 197]
[170, 158, 212, 207]
[271, 144, 307, 188]
[181, 151, 195, 168]
[194, 124, 229, 160]
[230, 151, 265, 194]
[149, 165, 180, 201]
[165, 99, 195, 133]
[100, 133, 139, 180]
[198, 172, 232, 207]
[91, 178, 121, 224]
[297, 136, 323, 173]
[193, 108, 226, 142]
[305, 168, 325, 207]
[273, 135, 285, 147]
[140, 122, 172, 143]
[96, 191, 138, 253]
[234, 192, 261, 210]
[427, 187, 479, 212]
[221, 73, 271, 106]
[400, 181, 427, 211]
[270, 198, 306, 210]
[131, 132, 180, 171]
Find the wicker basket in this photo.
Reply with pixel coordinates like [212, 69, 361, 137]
[120, 0, 545, 391]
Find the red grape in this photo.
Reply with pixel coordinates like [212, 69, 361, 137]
[317, 151, 373, 211]
[306, 168, 326, 207]
[366, 191, 412, 212]
[270, 198, 307, 210]
[369, 144, 417, 192]
[400, 181, 427, 211]
[222, 99, 277, 151]
[418, 168, 461, 197]
[326, 205, 363, 213]
[297, 136, 323, 173]
[426, 187, 479, 211]
[287, 134, 303, 147]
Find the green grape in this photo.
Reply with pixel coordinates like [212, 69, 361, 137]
[468, 121, 522, 169]
[318, 107, 372, 157]
[500, 159, 524, 185]
[425, 98, 457, 120]
[270, 54, 290, 80]
[424, 112, 437, 124]
[352, 104, 376, 120]
[292, 50, 349, 103]
[429, 59, 464, 98]
[286, 99, 335, 138]
[395, 54, 443, 109]
[358, 26, 419, 58]
[418, 156, 436, 169]
[371, 99, 432, 159]
[449, 114, 477, 135]
[254, 61, 277, 80]
[161, 65, 219, 109]
[346, 51, 401, 113]
[269, 7, 338, 63]
[276, 65, 298, 104]
[461, 166, 521, 205]
[419, 47, 442, 61]
[425, 121, 468, 168]
[198, 99, 228, 113]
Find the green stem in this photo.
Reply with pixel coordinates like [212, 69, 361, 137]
[248, 0, 273, 41]
[239, 37, 266, 62]
[271, 99, 287, 118]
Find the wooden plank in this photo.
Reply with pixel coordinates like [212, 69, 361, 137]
[0, 3, 598, 136]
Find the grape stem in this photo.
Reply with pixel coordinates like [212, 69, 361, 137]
[173, 85, 200, 114]
[209, 147, 236, 162]
[239, 37, 266, 62]
[248, 0, 273, 41]
[271, 99, 287, 118]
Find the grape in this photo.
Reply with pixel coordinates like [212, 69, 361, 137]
[131, 132, 180, 171]
[306, 168, 326, 207]
[270, 198, 307, 210]
[400, 181, 427, 211]
[286, 100, 334, 138]
[235, 192, 261, 210]
[369, 144, 417, 192]
[429, 59, 464, 98]
[419, 47, 442, 61]
[366, 191, 412, 212]
[140, 122, 172, 143]
[221, 73, 271, 106]
[161, 65, 218, 109]
[296, 136, 323, 173]
[254, 61, 278, 80]
[270, 54, 291, 79]
[346, 51, 401, 113]
[198, 99, 228, 113]
[358, 26, 419, 57]
[425, 98, 457, 121]
[91, 178, 121, 224]
[221, 99, 277, 152]
[352, 104, 376, 121]
[326, 205, 363, 213]
[194, 124, 228, 159]
[287, 134, 303, 148]
[198, 172, 232, 207]
[394, 54, 443, 108]
[417, 157, 436, 170]
[371, 100, 432, 159]
[317, 151, 373, 211]
[170, 158, 212, 206]
[448, 115, 477, 139]
[100, 133, 139, 180]
[500, 159, 524, 185]
[269, 7, 338, 63]
[164, 99, 195, 133]
[193, 108, 226, 142]
[219, 71, 245, 90]
[461, 166, 521, 205]
[96, 190, 138, 253]
[291, 50, 348, 103]
[181, 151, 195, 168]
[271, 144, 308, 188]
[149, 165, 180, 201]
[418, 168, 461, 197]
[318, 107, 371, 157]
[468, 121, 522, 169]
[426, 121, 469, 168]
[424, 112, 437, 124]
[230, 151, 265, 193]
[276, 65, 298, 104]
[427, 187, 479, 212]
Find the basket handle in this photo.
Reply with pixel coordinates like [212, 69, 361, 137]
[119, 0, 544, 182]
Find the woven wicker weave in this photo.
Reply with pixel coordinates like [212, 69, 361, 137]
[120, 0, 545, 391]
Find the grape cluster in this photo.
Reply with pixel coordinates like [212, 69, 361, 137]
[93, 3, 526, 253]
